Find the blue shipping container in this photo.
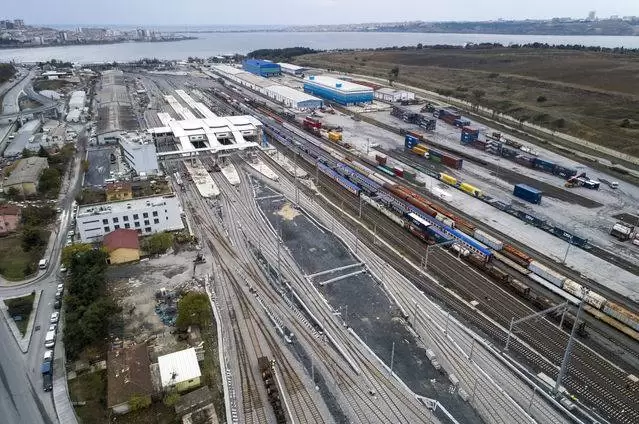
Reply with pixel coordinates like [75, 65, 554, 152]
[513, 184, 542, 204]
[405, 135, 420, 149]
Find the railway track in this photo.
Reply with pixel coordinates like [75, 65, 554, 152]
[209, 160, 441, 423]
[264, 132, 639, 424]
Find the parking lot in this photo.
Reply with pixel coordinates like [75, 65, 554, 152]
[84, 147, 115, 188]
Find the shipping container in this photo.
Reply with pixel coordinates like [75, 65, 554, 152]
[405, 135, 420, 149]
[533, 158, 556, 173]
[515, 154, 535, 167]
[328, 131, 342, 142]
[585, 290, 607, 310]
[393, 167, 404, 178]
[603, 302, 639, 331]
[470, 139, 488, 150]
[375, 154, 387, 165]
[513, 184, 542, 204]
[562, 279, 584, 299]
[459, 183, 482, 197]
[528, 261, 566, 288]
[442, 154, 463, 169]
[501, 146, 519, 159]
[439, 173, 457, 185]
[474, 229, 503, 251]
[510, 279, 531, 296]
[610, 223, 633, 241]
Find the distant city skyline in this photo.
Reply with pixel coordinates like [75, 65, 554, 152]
[2, 0, 639, 26]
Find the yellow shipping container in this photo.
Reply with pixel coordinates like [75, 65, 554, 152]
[440, 173, 457, 185]
[460, 183, 482, 197]
[328, 131, 342, 142]
[417, 143, 429, 152]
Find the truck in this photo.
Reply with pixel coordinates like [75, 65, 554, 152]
[610, 222, 633, 241]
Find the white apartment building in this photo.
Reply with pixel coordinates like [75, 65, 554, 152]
[77, 195, 184, 242]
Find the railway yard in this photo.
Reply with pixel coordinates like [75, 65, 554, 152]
[106, 64, 639, 424]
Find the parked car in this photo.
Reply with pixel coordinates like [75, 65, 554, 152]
[50, 312, 59, 324]
[43, 373, 53, 392]
[57, 283, 64, 292]
[48, 324, 57, 333]
[59, 264, 67, 273]
[54, 300, 61, 310]
[43, 350, 53, 362]
[55, 290, 62, 301]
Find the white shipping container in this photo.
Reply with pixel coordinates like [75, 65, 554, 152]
[473, 229, 504, 251]
[425, 349, 437, 361]
[611, 223, 632, 236]
[528, 261, 566, 288]
[562, 279, 584, 298]
[603, 303, 639, 332]
[449, 374, 460, 387]
[585, 291, 607, 310]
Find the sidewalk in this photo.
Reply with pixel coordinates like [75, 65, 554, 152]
[53, 332, 79, 424]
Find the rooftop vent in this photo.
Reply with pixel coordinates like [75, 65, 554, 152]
[336, 83, 342, 88]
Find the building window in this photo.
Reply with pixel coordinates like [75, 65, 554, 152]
[133, 214, 139, 219]
[134, 222, 140, 227]
[145, 227, 152, 233]
[125, 223, 130, 229]
[144, 220, 150, 226]
[152, 211, 158, 217]
[104, 226, 110, 232]
[114, 224, 120, 229]
[154, 218, 159, 224]
[123, 216, 129, 222]
[143, 212, 149, 218]
[113, 217, 119, 223]
[102, 219, 108, 224]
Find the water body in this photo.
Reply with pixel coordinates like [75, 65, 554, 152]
[1, 31, 637, 63]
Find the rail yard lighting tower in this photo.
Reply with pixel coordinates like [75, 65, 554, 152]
[554, 289, 587, 396]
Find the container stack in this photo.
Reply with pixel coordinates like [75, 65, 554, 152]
[391, 105, 436, 131]
[461, 126, 479, 143]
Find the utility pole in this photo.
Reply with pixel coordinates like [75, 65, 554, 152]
[358, 195, 363, 218]
[554, 294, 586, 395]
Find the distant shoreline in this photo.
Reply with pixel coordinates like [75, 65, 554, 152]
[0, 36, 197, 51]
[174, 29, 639, 37]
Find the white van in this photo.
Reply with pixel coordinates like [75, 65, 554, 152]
[44, 330, 56, 348]
[38, 259, 49, 270]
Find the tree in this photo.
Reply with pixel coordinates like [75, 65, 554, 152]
[416, 43, 423, 49]
[61, 243, 93, 266]
[21, 148, 33, 158]
[129, 394, 151, 411]
[163, 390, 180, 407]
[21, 226, 45, 252]
[143, 232, 173, 255]
[5, 187, 20, 200]
[37, 146, 49, 158]
[38, 168, 61, 196]
[22, 205, 56, 226]
[388, 66, 400, 86]
[537, 95, 547, 103]
[176, 292, 211, 329]
[81, 160, 89, 172]
[471, 89, 486, 112]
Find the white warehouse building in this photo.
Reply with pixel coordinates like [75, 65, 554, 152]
[374, 87, 415, 103]
[119, 131, 160, 176]
[278, 63, 308, 76]
[77, 194, 184, 243]
[263, 85, 323, 110]
[68, 90, 86, 110]
[209, 65, 322, 110]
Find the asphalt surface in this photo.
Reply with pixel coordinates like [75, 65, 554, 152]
[85, 146, 115, 187]
[255, 181, 483, 424]
[0, 126, 87, 424]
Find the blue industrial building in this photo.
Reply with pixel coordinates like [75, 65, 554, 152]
[303, 75, 374, 106]
[242, 59, 281, 77]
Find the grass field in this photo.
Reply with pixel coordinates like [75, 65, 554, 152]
[68, 370, 109, 424]
[0, 234, 42, 280]
[295, 48, 639, 157]
[4, 292, 35, 336]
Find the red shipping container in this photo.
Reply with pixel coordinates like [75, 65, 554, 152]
[442, 155, 463, 169]
[393, 167, 405, 177]
[375, 154, 387, 165]
[471, 139, 487, 150]
[462, 126, 479, 134]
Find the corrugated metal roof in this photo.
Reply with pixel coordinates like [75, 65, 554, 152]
[158, 348, 201, 387]
[278, 62, 306, 71]
[304, 75, 374, 93]
[236, 72, 275, 88]
[211, 64, 245, 75]
[265, 85, 322, 104]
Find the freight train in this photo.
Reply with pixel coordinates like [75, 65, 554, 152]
[247, 99, 639, 343]
[258, 357, 287, 424]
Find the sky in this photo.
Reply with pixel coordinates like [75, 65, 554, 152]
[3, 0, 639, 26]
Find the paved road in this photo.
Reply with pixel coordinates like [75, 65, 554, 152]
[2, 69, 34, 115]
[0, 127, 87, 424]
